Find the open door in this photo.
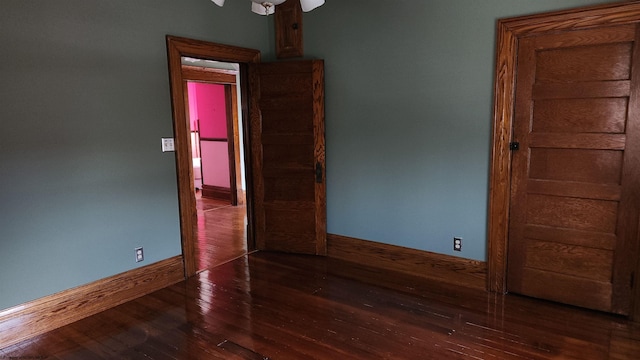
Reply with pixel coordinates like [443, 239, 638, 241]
[249, 60, 327, 255]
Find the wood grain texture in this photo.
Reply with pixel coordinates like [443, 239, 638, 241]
[535, 42, 632, 81]
[312, 60, 327, 255]
[635, 213, 640, 321]
[506, 20, 636, 314]
[250, 60, 326, 255]
[0, 256, 184, 349]
[487, 21, 516, 294]
[166, 36, 260, 277]
[614, 24, 640, 317]
[275, 0, 303, 58]
[230, 84, 245, 205]
[224, 84, 239, 206]
[5, 252, 638, 359]
[533, 80, 631, 99]
[520, 268, 613, 312]
[194, 196, 247, 272]
[532, 98, 628, 133]
[327, 234, 486, 290]
[180, 65, 237, 84]
[201, 184, 231, 201]
[487, 2, 640, 318]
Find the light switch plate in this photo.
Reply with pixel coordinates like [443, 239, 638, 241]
[161, 138, 175, 152]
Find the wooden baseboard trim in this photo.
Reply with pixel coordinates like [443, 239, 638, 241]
[202, 185, 231, 201]
[0, 255, 184, 349]
[328, 234, 487, 290]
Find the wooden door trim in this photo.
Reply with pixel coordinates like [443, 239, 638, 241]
[488, 1, 640, 319]
[181, 69, 241, 205]
[312, 60, 327, 255]
[224, 84, 238, 205]
[166, 35, 260, 277]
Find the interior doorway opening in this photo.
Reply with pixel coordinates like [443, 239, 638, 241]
[165, 35, 260, 278]
[182, 57, 249, 272]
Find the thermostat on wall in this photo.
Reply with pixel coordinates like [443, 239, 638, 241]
[161, 138, 175, 152]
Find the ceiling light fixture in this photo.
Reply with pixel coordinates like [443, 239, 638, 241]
[212, 0, 325, 16]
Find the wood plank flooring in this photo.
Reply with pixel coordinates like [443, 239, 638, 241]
[195, 194, 247, 272]
[2, 251, 639, 359]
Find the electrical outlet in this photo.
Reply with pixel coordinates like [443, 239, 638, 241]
[453, 237, 462, 251]
[135, 247, 144, 262]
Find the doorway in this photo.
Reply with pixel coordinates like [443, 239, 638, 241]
[167, 36, 327, 278]
[487, 2, 640, 319]
[166, 36, 260, 277]
[183, 60, 248, 272]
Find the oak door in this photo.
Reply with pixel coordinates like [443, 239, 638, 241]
[249, 60, 327, 255]
[507, 25, 640, 315]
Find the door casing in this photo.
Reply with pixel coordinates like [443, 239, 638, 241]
[487, 0, 640, 320]
[166, 36, 260, 277]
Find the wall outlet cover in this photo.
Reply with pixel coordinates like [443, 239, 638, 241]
[135, 247, 144, 262]
[161, 138, 175, 152]
[453, 237, 462, 251]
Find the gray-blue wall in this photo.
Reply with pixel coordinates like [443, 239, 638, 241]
[304, 0, 614, 260]
[0, 0, 614, 310]
[0, 0, 274, 310]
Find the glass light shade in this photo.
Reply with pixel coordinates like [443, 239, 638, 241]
[214, 0, 323, 15]
[300, 0, 324, 12]
[251, 1, 287, 15]
[251, 2, 272, 15]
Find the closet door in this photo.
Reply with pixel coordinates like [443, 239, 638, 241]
[507, 25, 640, 315]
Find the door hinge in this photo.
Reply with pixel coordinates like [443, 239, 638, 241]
[509, 142, 520, 151]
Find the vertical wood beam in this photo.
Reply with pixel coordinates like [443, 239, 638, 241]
[275, 0, 304, 58]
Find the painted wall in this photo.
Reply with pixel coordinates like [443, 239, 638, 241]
[188, 82, 231, 188]
[0, 0, 274, 310]
[303, 0, 615, 261]
[201, 141, 232, 188]
[187, 82, 200, 131]
[0, 0, 617, 311]
[196, 83, 228, 139]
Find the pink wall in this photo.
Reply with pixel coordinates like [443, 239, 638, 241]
[187, 82, 199, 131]
[187, 81, 231, 189]
[201, 141, 230, 188]
[194, 83, 227, 139]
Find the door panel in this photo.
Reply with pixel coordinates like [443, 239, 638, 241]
[249, 60, 327, 255]
[535, 42, 632, 82]
[507, 24, 640, 314]
[532, 98, 628, 133]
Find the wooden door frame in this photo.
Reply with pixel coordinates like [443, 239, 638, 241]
[166, 35, 260, 277]
[487, 1, 640, 320]
[182, 69, 241, 205]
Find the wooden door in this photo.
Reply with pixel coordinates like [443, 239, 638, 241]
[249, 60, 327, 255]
[507, 25, 640, 315]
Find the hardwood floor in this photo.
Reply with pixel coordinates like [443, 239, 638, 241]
[195, 193, 248, 272]
[2, 251, 639, 359]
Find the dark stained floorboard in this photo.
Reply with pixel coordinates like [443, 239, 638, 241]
[195, 194, 247, 273]
[3, 252, 639, 359]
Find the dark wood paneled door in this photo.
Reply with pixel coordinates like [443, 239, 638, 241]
[508, 25, 640, 315]
[249, 60, 326, 255]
